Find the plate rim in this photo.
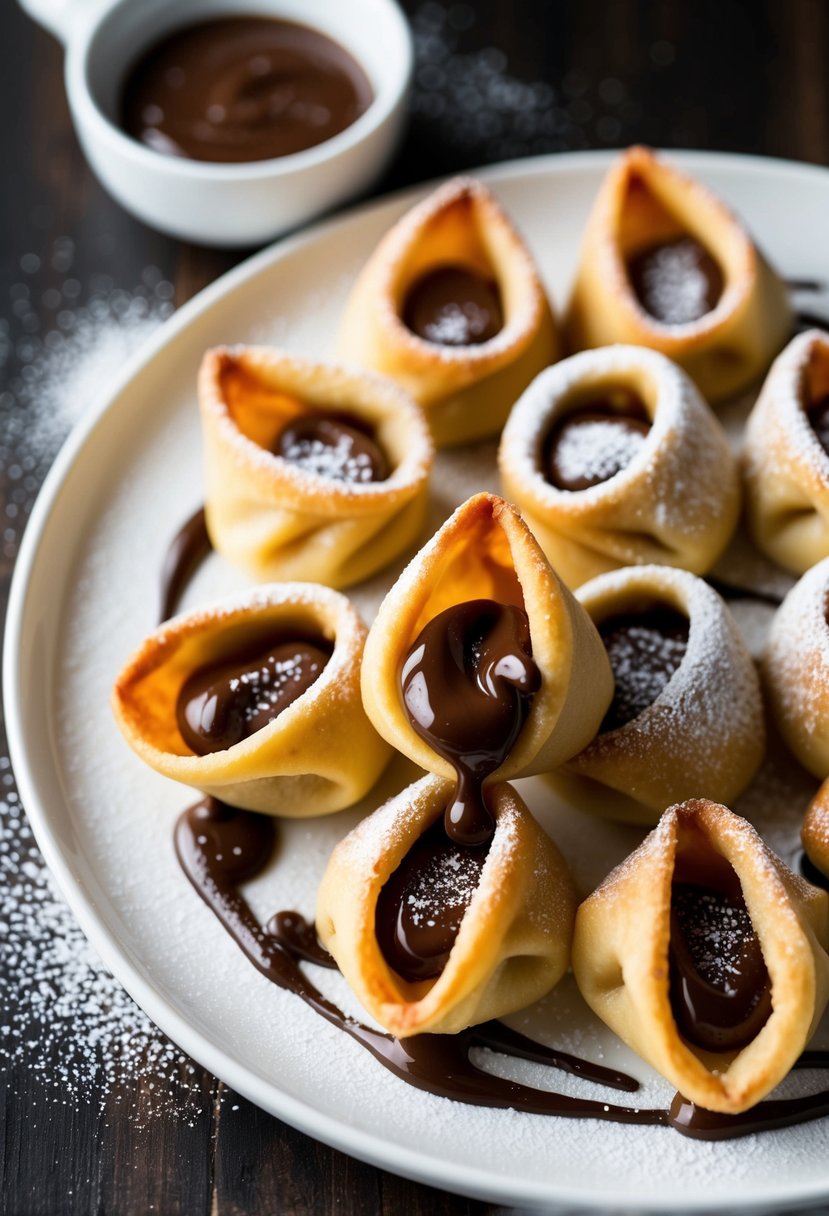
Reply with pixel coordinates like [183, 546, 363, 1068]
[5, 147, 829, 1214]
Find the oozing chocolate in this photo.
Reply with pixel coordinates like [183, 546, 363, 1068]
[177, 636, 332, 754]
[400, 599, 540, 845]
[403, 265, 503, 346]
[599, 609, 690, 733]
[669, 871, 772, 1053]
[175, 797, 829, 1139]
[627, 237, 724, 325]
[375, 819, 489, 982]
[808, 395, 829, 457]
[275, 411, 390, 483]
[159, 505, 213, 624]
[542, 395, 651, 491]
[121, 17, 372, 164]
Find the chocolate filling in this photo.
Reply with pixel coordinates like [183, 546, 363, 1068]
[599, 608, 690, 733]
[400, 598, 540, 846]
[542, 393, 651, 491]
[669, 867, 772, 1053]
[375, 819, 489, 983]
[627, 237, 724, 325]
[403, 265, 503, 347]
[121, 17, 372, 164]
[177, 636, 332, 754]
[274, 411, 390, 483]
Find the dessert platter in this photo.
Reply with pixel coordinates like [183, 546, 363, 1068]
[6, 149, 829, 1211]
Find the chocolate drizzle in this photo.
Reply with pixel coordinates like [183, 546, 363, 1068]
[121, 17, 373, 164]
[175, 798, 829, 1140]
[599, 609, 690, 733]
[159, 506, 212, 624]
[400, 599, 540, 845]
[403, 265, 503, 347]
[627, 236, 724, 325]
[275, 411, 390, 483]
[669, 875, 772, 1053]
[177, 637, 332, 754]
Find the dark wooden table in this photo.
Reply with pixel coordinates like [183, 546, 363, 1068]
[2, 3, 828, 1214]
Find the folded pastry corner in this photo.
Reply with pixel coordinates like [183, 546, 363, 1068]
[316, 774, 577, 1036]
[498, 345, 740, 588]
[573, 798, 829, 1114]
[803, 781, 829, 884]
[198, 345, 433, 587]
[547, 566, 764, 823]
[337, 176, 560, 446]
[361, 491, 614, 786]
[763, 555, 829, 778]
[744, 329, 829, 575]
[112, 584, 391, 815]
[564, 146, 791, 403]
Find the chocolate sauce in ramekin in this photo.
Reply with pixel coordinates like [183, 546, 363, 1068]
[121, 17, 373, 164]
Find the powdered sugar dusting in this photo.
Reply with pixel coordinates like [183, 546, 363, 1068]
[552, 414, 648, 486]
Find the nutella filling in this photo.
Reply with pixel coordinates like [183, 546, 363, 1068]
[375, 819, 489, 983]
[121, 17, 373, 164]
[542, 392, 651, 491]
[174, 796, 829, 1140]
[400, 599, 540, 846]
[274, 411, 390, 483]
[627, 237, 724, 325]
[177, 636, 332, 754]
[599, 608, 690, 733]
[403, 265, 503, 346]
[669, 866, 772, 1053]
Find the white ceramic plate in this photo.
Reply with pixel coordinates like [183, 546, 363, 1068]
[5, 151, 829, 1213]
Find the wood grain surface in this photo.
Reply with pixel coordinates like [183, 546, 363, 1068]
[1, 2, 828, 1214]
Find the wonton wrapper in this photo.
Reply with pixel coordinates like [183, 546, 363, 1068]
[763, 554, 829, 778]
[317, 773, 576, 1035]
[803, 782, 829, 883]
[498, 346, 740, 588]
[112, 584, 391, 815]
[199, 347, 433, 588]
[547, 566, 764, 824]
[743, 330, 829, 575]
[573, 799, 829, 1114]
[337, 177, 559, 447]
[564, 147, 791, 403]
[361, 492, 614, 781]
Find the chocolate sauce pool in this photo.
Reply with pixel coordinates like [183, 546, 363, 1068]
[400, 599, 540, 845]
[174, 797, 829, 1140]
[121, 17, 372, 164]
